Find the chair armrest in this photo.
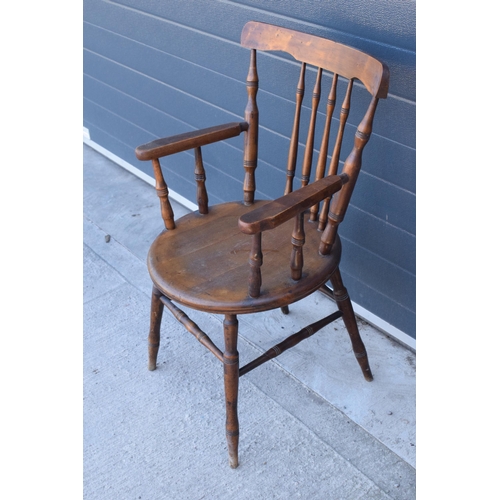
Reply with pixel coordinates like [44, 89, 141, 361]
[135, 122, 249, 161]
[238, 174, 347, 234]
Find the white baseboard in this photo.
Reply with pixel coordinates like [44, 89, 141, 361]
[352, 302, 415, 352]
[84, 128, 416, 351]
[83, 128, 198, 211]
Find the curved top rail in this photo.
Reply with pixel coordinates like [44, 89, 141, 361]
[241, 21, 389, 98]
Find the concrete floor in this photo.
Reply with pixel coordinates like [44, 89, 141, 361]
[83, 144, 416, 499]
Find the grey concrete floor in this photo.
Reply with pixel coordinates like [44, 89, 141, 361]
[83, 144, 416, 499]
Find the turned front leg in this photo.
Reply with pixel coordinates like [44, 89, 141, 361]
[148, 286, 164, 371]
[223, 314, 240, 468]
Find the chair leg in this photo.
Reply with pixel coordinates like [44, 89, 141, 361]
[223, 314, 240, 468]
[280, 306, 290, 315]
[148, 286, 164, 371]
[330, 269, 373, 382]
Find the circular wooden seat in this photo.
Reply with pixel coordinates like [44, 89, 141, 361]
[148, 201, 342, 314]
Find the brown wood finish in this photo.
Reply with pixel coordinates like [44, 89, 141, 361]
[147, 201, 342, 314]
[248, 232, 263, 299]
[318, 78, 353, 230]
[310, 74, 338, 222]
[239, 174, 346, 235]
[194, 147, 209, 214]
[243, 49, 259, 205]
[330, 269, 373, 381]
[240, 21, 389, 98]
[290, 211, 305, 281]
[300, 67, 322, 188]
[152, 158, 175, 230]
[134, 21, 389, 467]
[284, 62, 306, 195]
[135, 122, 248, 161]
[148, 286, 164, 371]
[319, 95, 379, 255]
[223, 315, 239, 468]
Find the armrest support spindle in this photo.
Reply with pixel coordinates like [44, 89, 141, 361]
[152, 158, 175, 230]
[135, 121, 247, 227]
[290, 212, 305, 281]
[248, 233, 263, 298]
[194, 147, 209, 214]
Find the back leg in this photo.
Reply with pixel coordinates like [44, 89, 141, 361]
[330, 268, 373, 381]
[148, 286, 164, 371]
[223, 314, 240, 468]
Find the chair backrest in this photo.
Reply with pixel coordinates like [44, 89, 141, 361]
[240, 21, 389, 254]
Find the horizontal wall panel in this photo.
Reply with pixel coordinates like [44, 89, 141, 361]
[84, 1, 251, 89]
[107, 0, 415, 101]
[84, 0, 416, 339]
[84, 119, 204, 208]
[339, 206, 416, 275]
[83, 22, 247, 120]
[232, 0, 416, 51]
[83, 50, 239, 132]
[84, 91, 278, 204]
[339, 238, 415, 315]
[84, 17, 415, 148]
[361, 135, 415, 194]
[351, 172, 415, 235]
[84, 98, 225, 198]
[341, 270, 416, 338]
[84, 22, 415, 194]
[83, 70, 284, 197]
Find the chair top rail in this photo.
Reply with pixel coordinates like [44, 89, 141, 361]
[241, 21, 389, 99]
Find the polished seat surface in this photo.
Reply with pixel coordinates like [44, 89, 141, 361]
[148, 201, 341, 314]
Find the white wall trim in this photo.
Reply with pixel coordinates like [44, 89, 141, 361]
[352, 302, 416, 352]
[83, 128, 198, 211]
[84, 128, 416, 351]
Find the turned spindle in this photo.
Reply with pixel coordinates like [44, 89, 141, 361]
[310, 74, 338, 221]
[194, 146, 209, 214]
[300, 68, 322, 188]
[320, 95, 379, 255]
[151, 158, 175, 230]
[290, 211, 305, 281]
[248, 232, 263, 298]
[318, 78, 353, 231]
[284, 62, 306, 195]
[243, 49, 259, 205]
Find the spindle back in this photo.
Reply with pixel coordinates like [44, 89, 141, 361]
[240, 21, 389, 251]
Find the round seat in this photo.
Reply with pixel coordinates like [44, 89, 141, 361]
[147, 201, 342, 315]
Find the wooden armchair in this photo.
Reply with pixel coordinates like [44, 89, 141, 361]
[135, 21, 389, 468]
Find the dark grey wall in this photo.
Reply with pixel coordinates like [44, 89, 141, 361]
[83, 0, 416, 338]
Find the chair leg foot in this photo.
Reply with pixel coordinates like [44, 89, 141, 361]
[227, 435, 239, 469]
[280, 306, 290, 315]
[223, 314, 240, 468]
[330, 269, 373, 382]
[148, 286, 164, 371]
